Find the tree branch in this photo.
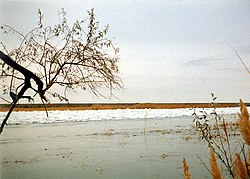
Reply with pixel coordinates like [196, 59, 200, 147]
[0, 51, 46, 134]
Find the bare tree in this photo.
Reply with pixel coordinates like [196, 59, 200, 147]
[0, 9, 122, 134]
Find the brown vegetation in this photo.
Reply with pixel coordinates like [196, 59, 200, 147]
[238, 99, 250, 145]
[185, 99, 250, 179]
[210, 147, 222, 179]
[0, 102, 242, 112]
[183, 157, 191, 179]
[234, 153, 248, 179]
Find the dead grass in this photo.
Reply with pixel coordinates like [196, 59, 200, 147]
[0, 103, 241, 112]
[234, 153, 248, 179]
[187, 99, 250, 179]
[183, 157, 191, 179]
[239, 99, 250, 145]
[210, 147, 222, 179]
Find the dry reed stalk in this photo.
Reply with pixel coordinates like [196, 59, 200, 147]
[248, 149, 250, 171]
[210, 147, 222, 179]
[234, 153, 248, 179]
[183, 157, 191, 179]
[239, 99, 250, 146]
[222, 117, 233, 163]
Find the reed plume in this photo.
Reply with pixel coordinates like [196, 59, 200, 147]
[234, 153, 248, 179]
[183, 157, 191, 179]
[210, 147, 222, 179]
[239, 99, 250, 145]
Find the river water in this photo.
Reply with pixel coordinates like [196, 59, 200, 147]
[0, 107, 243, 179]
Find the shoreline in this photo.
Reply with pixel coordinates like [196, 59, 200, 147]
[0, 102, 242, 112]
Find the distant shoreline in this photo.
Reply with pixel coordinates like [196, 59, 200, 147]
[0, 102, 245, 112]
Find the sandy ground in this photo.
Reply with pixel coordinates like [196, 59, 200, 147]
[0, 116, 238, 179]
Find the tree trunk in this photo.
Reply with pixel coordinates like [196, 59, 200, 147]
[0, 51, 46, 134]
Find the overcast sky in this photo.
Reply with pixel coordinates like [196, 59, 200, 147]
[1, 0, 250, 103]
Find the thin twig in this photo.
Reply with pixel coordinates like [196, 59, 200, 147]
[41, 98, 49, 118]
[196, 154, 212, 175]
[225, 43, 250, 74]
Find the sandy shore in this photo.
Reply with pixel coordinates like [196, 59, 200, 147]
[1, 115, 239, 179]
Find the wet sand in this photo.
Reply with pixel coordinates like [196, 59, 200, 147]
[0, 116, 239, 179]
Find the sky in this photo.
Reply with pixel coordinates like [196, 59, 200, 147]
[0, 0, 250, 103]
